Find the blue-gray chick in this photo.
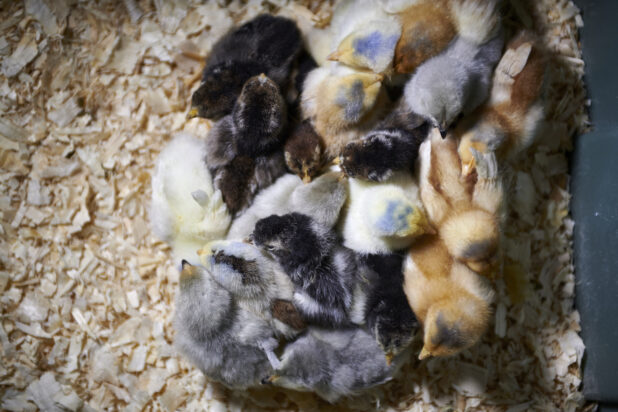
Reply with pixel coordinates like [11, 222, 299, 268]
[262, 327, 396, 403]
[405, 34, 504, 137]
[251, 213, 358, 327]
[174, 261, 278, 389]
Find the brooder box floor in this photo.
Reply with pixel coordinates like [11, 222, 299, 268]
[0, 0, 591, 410]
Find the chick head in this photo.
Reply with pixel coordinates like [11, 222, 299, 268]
[198, 240, 273, 299]
[405, 61, 465, 137]
[233, 74, 287, 156]
[371, 303, 419, 365]
[327, 21, 401, 73]
[457, 132, 488, 178]
[420, 291, 491, 359]
[441, 210, 499, 276]
[251, 213, 334, 273]
[190, 60, 266, 120]
[317, 71, 384, 131]
[366, 191, 434, 239]
[284, 121, 324, 183]
[457, 120, 504, 178]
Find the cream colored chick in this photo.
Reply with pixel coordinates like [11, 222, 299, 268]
[457, 32, 547, 177]
[403, 234, 494, 359]
[150, 133, 231, 267]
[418, 131, 503, 276]
[301, 62, 389, 159]
[341, 172, 433, 254]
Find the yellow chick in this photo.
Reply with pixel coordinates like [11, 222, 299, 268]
[301, 62, 389, 160]
[457, 31, 547, 177]
[341, 172, 434, 254]
[403, 234, 494, 359]
[418, 130, 503, 277]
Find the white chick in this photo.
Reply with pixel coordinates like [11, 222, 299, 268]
[405, 33, 504, 137]
[199, 239, 305, 340]
[174, 262, 276, 388]
[150, 133, 231, 266]
[263, 327, 399, 403]
[227, 172, 348, 239]
[341, 172, 433, 254]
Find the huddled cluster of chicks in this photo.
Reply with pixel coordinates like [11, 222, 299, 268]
[150, 1, 548, 402]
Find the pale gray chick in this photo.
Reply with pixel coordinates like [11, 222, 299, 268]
[173, 261, 276, 388]
[263, 327, 398, 403]
[405, 34, 504, 137]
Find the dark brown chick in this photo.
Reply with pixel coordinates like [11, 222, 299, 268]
[284, 121, 324, 183]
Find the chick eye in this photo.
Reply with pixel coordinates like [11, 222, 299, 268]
[266, 245, 276, 251]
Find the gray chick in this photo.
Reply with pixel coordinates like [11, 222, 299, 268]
[173, 261, 277, 388]
[405, 34, 504, 137]
[262, 327, 396, 403]
[200, 239, 306, 339]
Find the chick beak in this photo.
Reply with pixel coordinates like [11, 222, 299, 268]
[385, 352, 394, 366]
[301, 166, 312, 184]
[261, 375, 279, 385]
[187, 107, 199, 119]
[243, 235, 254, 245]
[418, 347, 432, 360]
[258, 73, 268, 83]
[181, 259, 191, 270]
[439, 126, 448, 139]
[331, 156, 341, 166]
[461, 161, 475, 178]
[327, 50, 342, 61]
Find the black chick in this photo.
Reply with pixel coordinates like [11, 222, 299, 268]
[284, 120, 324, 183]
[189, 14, 302, 120]
[361, 253, 419, 364]
[340, 107, 430, 182]
[207, 74, 288, 216]
[251, 213, 357, 327]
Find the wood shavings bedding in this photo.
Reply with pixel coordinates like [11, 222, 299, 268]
[0, 0, 592, 410]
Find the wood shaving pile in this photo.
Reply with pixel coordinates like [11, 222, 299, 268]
[0, 0, 592, 410]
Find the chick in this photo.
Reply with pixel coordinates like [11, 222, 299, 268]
[150, 133, 231, 267]
[200, 240, 305, 339]
[361, 253, 419, 364]
[403, 235, 494, 359]
[339, 108, 429, 182]
[284, 120, 325, 183]
[418, 131, 503, 276]
[227, 171, 347, 239]
[301, 62, 389, 160]
[263, 327, 395, 403]
[341, 172, 433, 254]
[251, 212, 357, 327]
[207, 74, 288, 216]
[405, 33, 504, 137]
[327, 18, 401, 74]
[189, 14, 302, 120]
[457, 32, 547, 177]
[174, 262, 276, 388]
[393, 0, 500, 74]
[393, 0, 457, 74]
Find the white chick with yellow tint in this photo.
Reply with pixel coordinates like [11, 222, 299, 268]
[302, 62, 389, 159]
[341, 172, 434, 254]
[457, 31, 547, 177]
[150, 133, 231, 267]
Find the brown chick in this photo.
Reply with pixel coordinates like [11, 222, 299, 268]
[403, 234, 493, 359]
[418, 130, 503, 277]
[284, 120, 325, 183]
[457, 31, 547, 177]
[394, 0, 457, 74]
